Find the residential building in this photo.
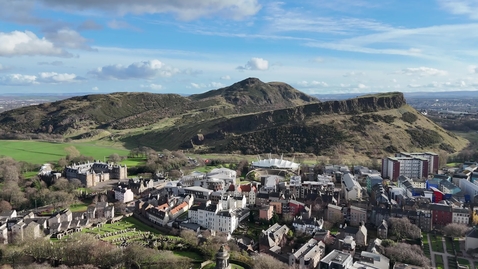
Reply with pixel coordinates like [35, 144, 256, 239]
[452, 207, 469, 225]
[381, 156, 429, 181]
[459, 178, 478, 198]
[342, 173, 362, 201]
[187, 200, 249, 235]
[349, 206, 367, 227]
[259, 205, 274, 221]
[292, 217, 324, 235]
[342, 224, 367, 246]
[0, 223, 7, 244]
[114, 186, 134, 203]
[465, 227, 478, 251]
[183, 186, 213, 202]
[319, 250, 353, 269]
[430, 203, 453, 227]
[396, 152, 439, 174]
[289, 238, 325, 269]
[146, 208, 169, 226]
[377, 220, 388, 239]
[234, 183, 257, 205]
[259, 223, 290, 252]
[128, 178, 155, 194]
[366, 175, 383, 193]
[440, 180, 461, 195]
[327, 204, 343, 224]
[353, 251, 390, 269]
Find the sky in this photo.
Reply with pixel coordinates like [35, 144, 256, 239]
[2, 0, 478, 95]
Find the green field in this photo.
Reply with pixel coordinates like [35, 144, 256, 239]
[0, 140, 130, 164]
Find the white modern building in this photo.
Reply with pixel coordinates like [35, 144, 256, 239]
[459, 178, 478, 198]
[342, 173, 362, 200]
[452, 207, 470, 225]
[252, 155, 300, 171]
[114, 186, 134, 203]
[381, 156, 429, 181]
[188, 200, 249, 235]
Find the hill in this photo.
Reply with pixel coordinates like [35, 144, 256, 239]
[0, 79, 468, 162]
[0, 78, 318, 137]
[190, 78, 317, 112]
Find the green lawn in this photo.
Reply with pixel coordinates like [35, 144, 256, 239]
[435, 254, 444, 269]
[457, 258, 470, 267]
[173, 251, 204, 261]
[445, 237, 454, 254]
[23, 171, 39, 179]
[120, 157, 146, 167]
[69, 202, 89, 212]
[0, 140, 130, 165]
[203, 263, 244, 269]
[431, 236, 444, 253]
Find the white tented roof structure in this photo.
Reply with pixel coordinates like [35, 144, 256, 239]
[252, 154, 300, 170]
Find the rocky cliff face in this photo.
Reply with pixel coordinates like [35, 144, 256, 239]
[207, 92, 406, 134]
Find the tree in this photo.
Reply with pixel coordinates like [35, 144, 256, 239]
[65, 146, 81, 160]
[180, 230, 198, 246]
[2, 166, 19, 182]
[107, 154, 121, 164]
[385, 242, 430, 267]
[0, 200, 12, 213]
[253, 254, 289, 269]
[389, 217, 421, 240]
[443, 223, 471, 238]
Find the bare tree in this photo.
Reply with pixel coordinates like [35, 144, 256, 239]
[389, 217, 421, 240]
[0, 200, 12, 213]
[385, 242, 431, 268]
[443, 223, 471, 238]
[65, 146, 81, 160]
[253, 254, 289, 269]
[2, 166, 20, 182]
[107, 153, 121, 164]
[180, 229, 198, 246]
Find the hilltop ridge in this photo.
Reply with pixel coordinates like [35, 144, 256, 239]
[0, 79, 467, 161]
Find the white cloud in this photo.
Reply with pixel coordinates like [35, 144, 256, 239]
[297, 80, 328, 88]
[0, 30, 71, 57]
[343, 71, 365, 77]
[189, 82, 224, 89]
[0, 74, 37, 86]
[140, 83, 163, 90]
[357, 83, 368, 89]
[438, 0, 478, 20]
[237, 57, 269, 71]
[37, 72, 82, 83]
[407, 80, 470, 89]
[38, 61, 63, 66]
[107, 20, 141, 31]
[92, 86, 99, 91]
[0, 72, 83, 86]
[396, 67, 448, 76]
[265, 2, 393, 34]
[88, 59, 179, 80]
[469, 65, 478, 73]
[39, 0, 261, 20]
[220, 75, 231, 80]
[44, 28, 94, 51]
[77, 20, 103, 31]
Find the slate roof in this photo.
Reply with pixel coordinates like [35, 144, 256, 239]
[466, 227, 478, 238]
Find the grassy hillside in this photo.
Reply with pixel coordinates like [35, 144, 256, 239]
[0, 78, 319, 138]
[0, 78, 468, 164]
[0, 140, 129, 164]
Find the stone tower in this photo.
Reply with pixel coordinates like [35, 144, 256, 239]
[215, 245, 231, 269]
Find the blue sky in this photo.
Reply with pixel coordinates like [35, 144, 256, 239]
[1, 0, 478, 94]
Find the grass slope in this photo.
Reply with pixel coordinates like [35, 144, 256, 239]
[0, 140, 129, 164]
